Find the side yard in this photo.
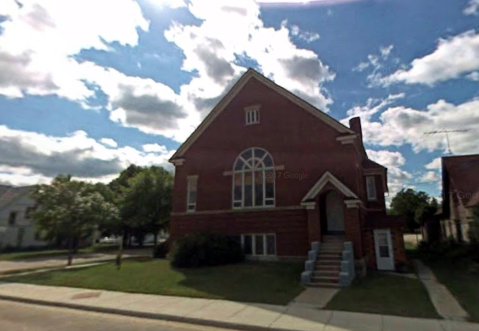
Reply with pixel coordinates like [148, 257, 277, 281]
[4, 259, 305, 305]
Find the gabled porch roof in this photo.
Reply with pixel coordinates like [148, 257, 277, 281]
[301, 171, 360, 202]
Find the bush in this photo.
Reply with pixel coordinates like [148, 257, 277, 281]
[170, 233, 244, 268]
[152, 241, 168, 259]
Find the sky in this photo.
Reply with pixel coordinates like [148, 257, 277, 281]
[0, 0, 478, 201]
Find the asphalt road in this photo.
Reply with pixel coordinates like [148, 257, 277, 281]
[0, 300, 235, 331]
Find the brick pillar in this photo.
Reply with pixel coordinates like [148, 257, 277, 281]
[344, 206, 363, 258]
[306, 205, 321, 244]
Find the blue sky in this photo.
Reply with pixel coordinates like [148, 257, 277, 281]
[0, 0, 478, 200]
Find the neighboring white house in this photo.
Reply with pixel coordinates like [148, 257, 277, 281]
[0, 185, 49, 249]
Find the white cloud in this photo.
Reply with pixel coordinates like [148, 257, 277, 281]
[290, 24, 320, 43]
[143, 143, 168, 153]
[0, 126, 174, 186]
[165, 0, 335, 114]
[147, 0, 186, 9]
[100, 138, 118, 148]
[380, 45, 394, 59]
[425, 157, 442, 170]
[420, 171, 440, 183]
[366, 149, 413, 197]
[352, 45, 396, 85]
[345, 93, 404, 121]
[464, 0, 479, 15]
[256, 0, 365, 5]
[466, 71, 479, 81]
[382, 30, 479, 86]
[0, 0, 149, 103]
[357, 98, 479, 154]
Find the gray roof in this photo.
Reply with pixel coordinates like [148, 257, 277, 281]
[0, 185, 35, 212]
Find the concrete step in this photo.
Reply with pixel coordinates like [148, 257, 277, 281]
[308, 282, 340, 288]
[313, 270, 340, 277]
[319, 253, 342, 258]
[317, 255, 342, 261]
[316, 259, 342, 266]
[311, 276, 339, 283]
[315, 265, 341, 272]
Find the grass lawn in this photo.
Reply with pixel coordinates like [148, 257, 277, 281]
[4, 259, 304, 305]
[423, 258, 479, 322]
[326, 272, 440, 319]
[0, 245, 118, 261]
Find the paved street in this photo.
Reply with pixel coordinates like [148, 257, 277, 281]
[0, 300, 234, 331]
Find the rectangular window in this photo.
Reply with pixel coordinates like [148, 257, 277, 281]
[243, 235, 253, 255]
[8, 211, 17, 226]
[244, 172, 253, 207]
[25, 206, 35, 219]
[245, 109, 260, 125]
[366, 176, 377, 201]
[241, 234, 276, 256]
[187, 177, 198, 212]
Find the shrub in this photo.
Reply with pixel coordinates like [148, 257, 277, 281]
[170, 233, 244, 268]
[152, 241, 169, 259]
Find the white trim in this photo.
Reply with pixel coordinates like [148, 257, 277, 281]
[301, 171, 359, 202]
[336, 135, 357, 145]
[169, 69, 354, 161]
[345, 199, 362, 209]
[245, 105, 260, 125]
[171, 205, 302, 216]
[301, 201, 317, 210]
[171, 158, 185, 166]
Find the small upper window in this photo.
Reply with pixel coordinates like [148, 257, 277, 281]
[366, 176, 377, 201]
[187, 176, 198, 212]
[245, 108, 260, 125]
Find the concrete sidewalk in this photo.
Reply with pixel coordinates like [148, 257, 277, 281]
[413, 259, 470, 322]
[0, 282, 477, 331]
[0, 249, 151, 275]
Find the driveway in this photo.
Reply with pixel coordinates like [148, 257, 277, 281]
[0, 249, 151, 274]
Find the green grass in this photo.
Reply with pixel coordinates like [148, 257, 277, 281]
[326, 272, 440, 319]
[423, 259, 479, 322]
[4, 259, 304, 305]
[0, 245, 118, 261]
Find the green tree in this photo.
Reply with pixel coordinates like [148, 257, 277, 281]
[390, 189, 433, 231]
[31, 175, 120, 265]
[415, 197, 439, 225]
[120, 166, 173, 246]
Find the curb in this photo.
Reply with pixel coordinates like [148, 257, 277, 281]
[0, 294, 296, 331]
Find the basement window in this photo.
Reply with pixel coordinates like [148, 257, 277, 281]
[241, 234, 276, 256]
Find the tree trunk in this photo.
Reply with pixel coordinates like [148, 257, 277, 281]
[67, 236, 74, 266]
[116, 230, 124, 270]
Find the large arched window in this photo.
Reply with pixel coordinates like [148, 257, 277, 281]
[233, 148, 275, 208]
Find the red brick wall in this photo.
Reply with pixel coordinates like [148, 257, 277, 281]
[172, 78, 371, 213]
[170, 209, 309, 257]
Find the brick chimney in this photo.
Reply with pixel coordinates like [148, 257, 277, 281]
[349, 117, 362, 142]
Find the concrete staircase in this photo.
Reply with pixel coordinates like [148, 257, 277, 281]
[309, 235, 344, 288]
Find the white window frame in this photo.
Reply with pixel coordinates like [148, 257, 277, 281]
[186, 176, 198, 212]
[245, 107, 260, 125]
[366, 176, 377, 201]
[232, 147, 275, 209]
[240, 233, 276, 256]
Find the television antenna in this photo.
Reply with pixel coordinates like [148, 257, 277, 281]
[423, 129, 471, 155]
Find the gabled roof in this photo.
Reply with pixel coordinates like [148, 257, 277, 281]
[0, 185, 35, 213]
[362, 158, 386, 169]
[170, 68, 354, 161]
[302, 171, 359, 202]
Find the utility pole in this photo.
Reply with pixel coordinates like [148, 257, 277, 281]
[423, 129, 471, 155]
